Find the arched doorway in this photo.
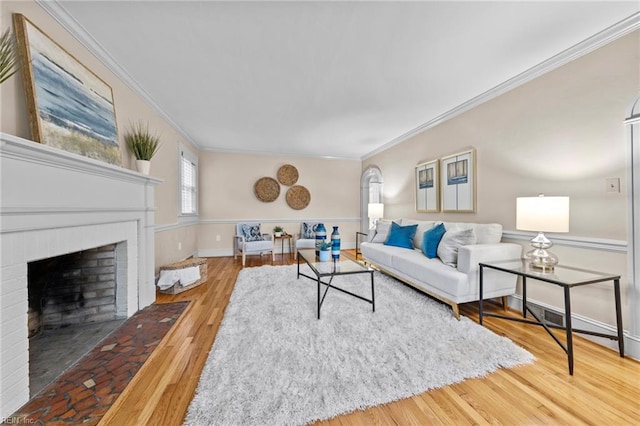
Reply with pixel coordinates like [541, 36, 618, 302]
[360, 166, 383, 233]
[624, 96, 640, 341]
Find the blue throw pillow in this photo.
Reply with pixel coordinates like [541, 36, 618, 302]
[422, 223, 446, 258]
[302, 223, 315, 239]
[242, 224, 263, 242]
[384, 222, 418, 249]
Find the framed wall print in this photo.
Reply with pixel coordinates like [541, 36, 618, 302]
[13, 14, 121, 166]
[415, 159, 439, 212]
[440, 148, 476, 212]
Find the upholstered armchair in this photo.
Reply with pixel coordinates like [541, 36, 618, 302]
[294, 222, 322, 259]
[234, 223, 275, 267]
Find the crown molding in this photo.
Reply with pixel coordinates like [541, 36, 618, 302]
[363, 12, 640, 161]
[36, 0, 201, 150]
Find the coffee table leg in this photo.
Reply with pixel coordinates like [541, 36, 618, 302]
[317, 276, 321, 320]
[479, 265, 484, 325]
[371, 272, 375, 312]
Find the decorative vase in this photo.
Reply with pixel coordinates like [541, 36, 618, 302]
[314, 223, 326, 256]
[318, 249, 330, 262]
[136, 159, 151, 175]
[331, 226, 340, 259]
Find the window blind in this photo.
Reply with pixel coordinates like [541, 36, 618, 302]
[181, 154, 197, 214]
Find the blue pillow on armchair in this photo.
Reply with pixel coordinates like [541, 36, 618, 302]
[384, 222, 418, 249]
[242, 224, 263, 242]
[422, 222, 446, 258]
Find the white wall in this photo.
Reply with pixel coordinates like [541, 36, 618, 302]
[197, 151, 362, 256]
[363, 31, 639, 353]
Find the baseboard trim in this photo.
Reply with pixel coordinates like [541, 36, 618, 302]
[507, 295, 639, 361]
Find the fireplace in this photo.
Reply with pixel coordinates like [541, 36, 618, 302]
[0, 133, 161, 418]
[27, 243, 126, 336]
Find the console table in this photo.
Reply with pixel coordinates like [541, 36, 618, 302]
[479, 259, 624, 375]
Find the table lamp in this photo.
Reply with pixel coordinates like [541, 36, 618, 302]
[368, 203, 384, 228]
[516, 195, 570, 270]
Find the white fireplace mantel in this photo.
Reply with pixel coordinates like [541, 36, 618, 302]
[0, 132, 162, 418]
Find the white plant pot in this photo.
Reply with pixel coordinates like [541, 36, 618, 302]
[136, 160, 151, 175]
[318, 250, 330, 262]
[275, 232, 282, 237]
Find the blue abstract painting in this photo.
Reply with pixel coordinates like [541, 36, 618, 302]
[15, 15, 121, 165]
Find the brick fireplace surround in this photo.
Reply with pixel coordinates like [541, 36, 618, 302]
[0, 133, 161, 419]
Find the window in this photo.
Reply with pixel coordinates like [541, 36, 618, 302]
[180, 144, 198, 215]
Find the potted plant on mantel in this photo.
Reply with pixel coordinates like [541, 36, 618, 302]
[124, 121, 161, 175]
[0, 28, 19, 85]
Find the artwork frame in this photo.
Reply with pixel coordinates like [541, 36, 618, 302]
[440, 148, 476, 213]
[415, 159, 440, 212]
[13, 14, 121, 166]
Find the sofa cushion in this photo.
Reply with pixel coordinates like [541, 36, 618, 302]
[398, 219, 435, 250]
[437, 228, 477, 267]
[422, 223, 446, 259]
[360, 241, 396, 266]
[371, 220, 393, 243]
[384, 222, 418, 249]
[443, 222, 502, 244]
[391, 249, 469, 298]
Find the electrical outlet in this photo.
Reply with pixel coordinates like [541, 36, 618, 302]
[178, 242, 182, 250]
[606, 178, 620, 193]
[216, 235, 221, 242]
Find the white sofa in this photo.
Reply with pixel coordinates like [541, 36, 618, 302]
[360, 219, 521, 319]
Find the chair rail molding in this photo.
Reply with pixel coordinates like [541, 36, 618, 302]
[502, 230, 627, 253]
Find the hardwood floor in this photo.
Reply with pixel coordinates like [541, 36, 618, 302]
[98, 252, 640, 425]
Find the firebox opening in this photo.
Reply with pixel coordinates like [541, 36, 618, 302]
[27, 242, 127, 397]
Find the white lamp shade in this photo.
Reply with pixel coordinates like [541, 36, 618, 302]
[368, 203, 384, 219]
[516, 196, 570, 233]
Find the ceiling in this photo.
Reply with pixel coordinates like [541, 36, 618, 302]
[47, 1, 639, 159]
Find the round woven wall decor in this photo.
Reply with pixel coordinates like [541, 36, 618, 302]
[277, 164, 299, 186]
[254, 177, 280, 202]
[286, 185, 310, 210]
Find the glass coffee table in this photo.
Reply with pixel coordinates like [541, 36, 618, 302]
[297, 249, 375, 319]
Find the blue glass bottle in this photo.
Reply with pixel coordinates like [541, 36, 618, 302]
[314, 223, 326, 256]
[331, 226, 340, 260]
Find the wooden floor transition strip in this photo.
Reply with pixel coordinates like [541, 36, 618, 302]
[5, 301, 189, 426]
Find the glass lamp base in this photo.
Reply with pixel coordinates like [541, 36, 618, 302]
[525, 247, 559, 270]
[525, 232, 559, 270]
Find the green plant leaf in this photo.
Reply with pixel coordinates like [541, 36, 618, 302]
[124, 121, 161, 160]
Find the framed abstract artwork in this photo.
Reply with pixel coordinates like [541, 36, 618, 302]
[440, 148, 476, 212]
[415, 159, 439, 212]
[13, 14, 121, 165]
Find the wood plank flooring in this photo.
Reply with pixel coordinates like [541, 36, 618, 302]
[98, 251, 640, 425]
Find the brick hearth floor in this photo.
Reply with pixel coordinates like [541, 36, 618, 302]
[5, 301, 189, 425]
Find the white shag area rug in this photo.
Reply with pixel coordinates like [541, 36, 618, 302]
[185, 264, 534, 426]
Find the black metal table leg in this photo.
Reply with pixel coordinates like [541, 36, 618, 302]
[614, 278, 625, 356]
[522, 276, 527, 318]
[479, 264, 484, 325]
[564, 287, 574, 375]
[317, 275, 321, 319]
[371, 271, 375, 312]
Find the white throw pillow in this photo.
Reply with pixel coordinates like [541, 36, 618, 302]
[371, 220, 392, 243]
[437, 228, 477, 267]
